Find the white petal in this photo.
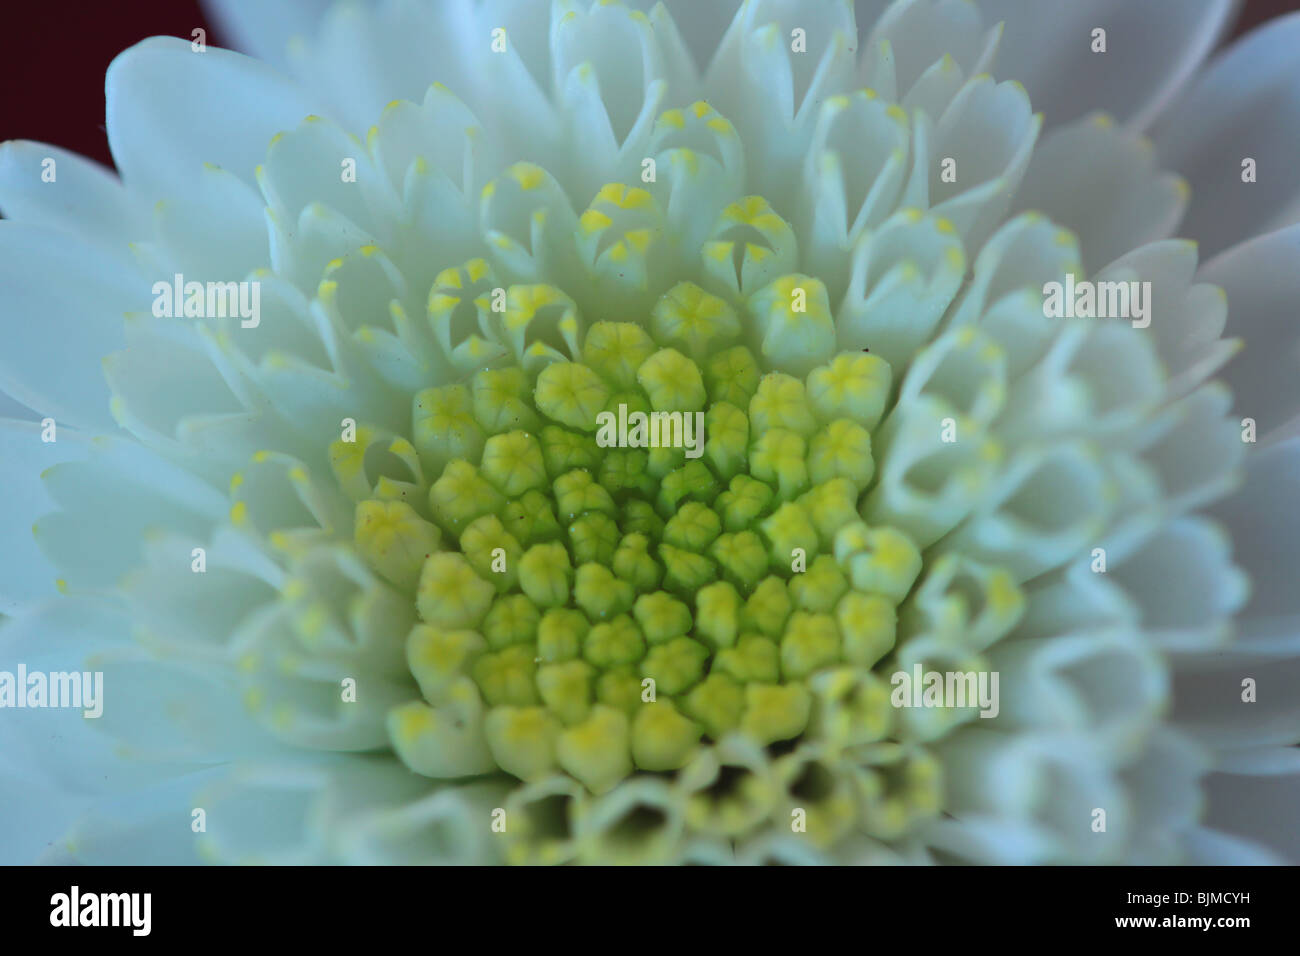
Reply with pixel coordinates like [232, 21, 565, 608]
[929, 74, 1039, 251]
[990, 629, 1166, 754]
[153, 163, 270, 282]
[862, 0, 993, 100]
[839, 207, 966, 365]
[1208, 437, 1300, 653]
[335, 778, 511, 864]
[1153, 14, 1300, 257]
[799, 90, 910, 298]
[47, 770, 223, 865]
[1182, 825, 1286, 865]
[921, 815, 1056, 864]
[1203, 767, 1300, 862]
[34, 434, 226, 589]
[86, 647, 289, 765]
[0, 758, 93, 864]
[1215, 747, 1300, 775]
[106, 37, 325, 204]
[0, 420, 90, 611]
[0, 597, 164, 797]
[934, 727, 1128, 862]
[0, 142, 146, 255]
[706, 0, 858, 205]
[288, 0, 478, 137]
[980, 0, 1234, 130]
[1095, 239, 1235, 398]
[189, 760, 351, 863]
[1198, 223, 1300, 441]
[629, 0, 741, 74]
[1118, 730, 1208, 863]
[258, 116, 397, 242]
[1135, 384, 1243, 517]
[1171, 652, 1300, 749]
[0, 393, 35, 422]
[0, 223, 142, 431]
[1103, 518, 1247, 651]
[201, 0, 334, 70]
[1013, 115, 1186, 273]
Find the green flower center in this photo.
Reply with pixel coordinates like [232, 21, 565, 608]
[226, 174, 1028, 861]
[359, 186, 923, 786]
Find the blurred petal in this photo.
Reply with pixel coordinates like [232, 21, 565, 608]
[0, 420, 90, 612]
[1154, 14, 1300, 256]
[980, 0, 1235, 130]
[201, 0, 335, 70]
[1199, 223, 1300, 440]
[107, 37, 326, 203]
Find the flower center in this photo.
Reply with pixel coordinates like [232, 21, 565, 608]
[222, 154, 1031, 858]
[329, 178, 951, 818]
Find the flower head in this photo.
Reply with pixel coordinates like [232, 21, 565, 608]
[2, 0, 1298, 865]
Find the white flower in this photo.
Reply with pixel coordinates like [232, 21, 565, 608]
[2, 0, 1299, 865]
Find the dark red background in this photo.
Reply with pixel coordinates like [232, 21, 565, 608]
[0, 0, 221, 168]
[1, 1, 1299, 171]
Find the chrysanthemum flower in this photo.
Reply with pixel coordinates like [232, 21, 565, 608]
[2, 0, 1299, 864]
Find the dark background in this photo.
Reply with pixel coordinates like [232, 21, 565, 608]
[1, 0, 1299, 170]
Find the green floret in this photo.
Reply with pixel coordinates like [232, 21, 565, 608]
[716, 473, 775, 531]
[553, 468, 616, 520]
[713, 634, 781, 684]
[534, 361, 611, 431]
[459, 513, 522, 592]
[659, 543, 718, 596]
[621, 498, 665, 540]
[568, 511, 620, 566]
[501, 488, 563, 545]
[412, 384, 486, 471]
[741, 576, 792, 638]
[637, 348, 706, 412]
[574, 563, 635, 619]
[612, 533, 662, 592]
[479, 430, 547, 496]
[473, 367, 540, 434]
[651, 282, 739, 362]
[694, 580, 742, 650]
[428, 459, 505, 535]
[709, 530, 769, 592]
[536, 607, 589, 663]
[583, 321, 656, 388]
[760, 500, 819, 568]
[582, 614, 645, 669]
[640, 636, 710, 696]
[662, 501, 722, 550]
[536, 659, 595, 725]
[632, 591, 693, 645]
[749, 372, 817, 437]
[705, 345, 760, 408]
[789, 554, 849, 612]
[704, 402, 748, 479]
[597, 448, 656, 500]
[472, 645, 539, 707]
[656, 460, 718, 515]
[417, 552, 494, 628]
[518, 541, 572, 608]
[539, 425, 600, 477]
[749, 428, 809, 500]
[481, 593, 540, 649]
